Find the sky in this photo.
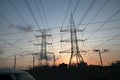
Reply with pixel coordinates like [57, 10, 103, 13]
[0, 0, 120, 69]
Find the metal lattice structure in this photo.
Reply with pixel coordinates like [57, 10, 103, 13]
[60, 14, 84, 67]
[35, 29, 52, 66]
[69, 14, 84, 66]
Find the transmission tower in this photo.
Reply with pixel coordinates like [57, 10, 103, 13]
[34, 29, 52, 66]
[60, 14, 85, 67]
[93, 49, 109, 66]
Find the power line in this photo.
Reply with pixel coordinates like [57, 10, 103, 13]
[61, 0, 72, 27]
[79, 7, 120, 51]
[83, 0, 109, 30]
[88, 35, 120, 41]
[85, 26, 120, 32]
[24, 0, 41, 29]
[78, 0, 96, 25]
[82, 39, 120, 46]
[85, 23, 120, 50]
[7, 0, 28, 26]
[84, 34, 120, 51]
[0, 38, 29, 53]
[7, 0, 42, 49]
[0, 19, 119, 36]
[0, 26, 120, 46]
[23, 0, 44, 51]
[0, 11, 13, 25]
[59, 19, 120, 28]
[39, 0, 49, 28]
[0, 9, 39, 52]
[77, 19, 120, 26]
[73, 0, 81, 15]
[59, 1, 73, 50]
[14, 29, 40, 52]
[99, 43, 120, 47]
[0, 21, 120, 37]
[1, 43, 33, 48]
[1, 32, 119, 43]
[7, 0, 41, 50]
[34, 0, 45, 27]
[94, 34, 120, 48]
[38, 0, 54, 49]
[77, 0, 96, 50]
[60, 0, 72, 49]
[86, 8, 120, 40]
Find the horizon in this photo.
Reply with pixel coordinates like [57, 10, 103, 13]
[0, 0, 120, 70]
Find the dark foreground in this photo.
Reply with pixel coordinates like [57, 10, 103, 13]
[27, 62, 120, 80]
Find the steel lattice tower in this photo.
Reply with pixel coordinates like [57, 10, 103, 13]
[40, 30, 48, 65]
[69, 14, 84, 66]
[35, 29, 52, 66]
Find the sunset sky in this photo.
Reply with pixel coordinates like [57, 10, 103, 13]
[0, 0, 120, 69]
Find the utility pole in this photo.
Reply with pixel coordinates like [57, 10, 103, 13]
[33, 55, 35, 68]
[60, 14, 85, 67]
[93, 49, 109, 66]
[35, 29, 52, 66]
[53, 53, 55, 66]
[14, 55, 16, 70]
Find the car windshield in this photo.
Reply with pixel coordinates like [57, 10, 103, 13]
[14, 73, 35, 80]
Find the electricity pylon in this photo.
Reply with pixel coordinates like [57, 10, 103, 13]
[93, 49, 109, 66]
[34, 29, 52, 66]
[60, 14, 85, 67]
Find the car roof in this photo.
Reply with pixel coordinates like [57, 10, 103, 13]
[0, 69, 28, 74]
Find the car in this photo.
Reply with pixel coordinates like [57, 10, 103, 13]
[0, 69, 35, 80]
